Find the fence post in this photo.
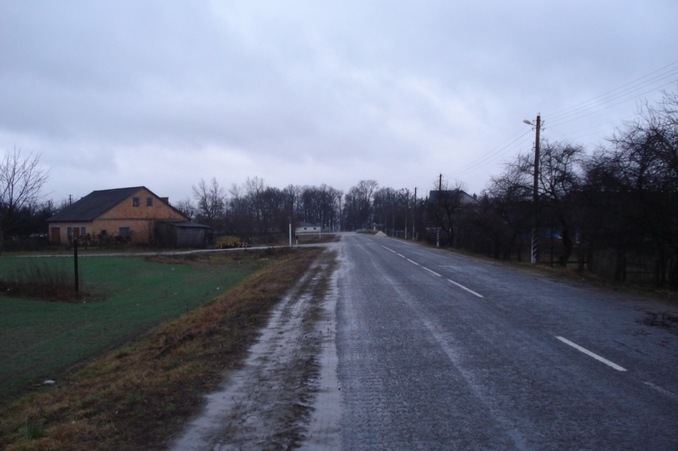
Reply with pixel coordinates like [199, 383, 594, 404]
[73, 238, 79, 293]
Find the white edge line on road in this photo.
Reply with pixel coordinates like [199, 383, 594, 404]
[644, 382, 678, 401]
[381, 246, 396, 254]
[407, 258, 420, 266]
[397, 253, 406, 258]
[556, 336, 627, 372]
[422, 267, 441, 277]
[447, 279, 484, 298]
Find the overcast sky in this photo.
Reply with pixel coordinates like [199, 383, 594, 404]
[1, 1, 677, 204]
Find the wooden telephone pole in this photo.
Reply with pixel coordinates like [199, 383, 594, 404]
[437, 174, 442, 248]
[412, 187, 417, 241]
[531, 115, 541, 264]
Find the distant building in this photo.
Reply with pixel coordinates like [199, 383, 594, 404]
[295, 222, 321, 235]
[428, 189, 476, 206]
[47, 186, 209, 247]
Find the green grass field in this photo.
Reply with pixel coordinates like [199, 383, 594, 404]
[0, 254, 256, 404]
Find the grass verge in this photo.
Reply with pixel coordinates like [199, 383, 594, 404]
[0, 246, 323, 450]
[0, 254, 258, 405]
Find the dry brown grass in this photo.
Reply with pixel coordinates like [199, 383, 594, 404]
[0, 246, 323, 450]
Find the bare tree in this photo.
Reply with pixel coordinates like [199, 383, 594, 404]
[536, 142, 585, 265]
[344, 180, 378, 230]
[173, 197, 196, 221]
[489, 141, 584, 264]
[426, 178, 470, 247]
[299, 184, 341, 229]
[227, 182, 250, 235]
[243, 176, 265, 232]
[373, 187, 398, 233]
[192, 178, 226, 228]
[485, 166, 533, 260]
[0, 148, 49, 252]
[583, 89, 678, 286]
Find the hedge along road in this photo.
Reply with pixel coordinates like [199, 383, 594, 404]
[300, 233, 678, 450]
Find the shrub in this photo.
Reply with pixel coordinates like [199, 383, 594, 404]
[0, 260, 79, 301]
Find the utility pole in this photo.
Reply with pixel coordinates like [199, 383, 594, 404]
[530, 115, 541, 264]
[412, 187, 417, 241]
[403, 188, 408, 240]
[437, 174, 442, 248]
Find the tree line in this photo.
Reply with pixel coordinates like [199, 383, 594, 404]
[2, 90, 676, 288]
[177, 176, 344, 238]
[452, 90, 678, 289]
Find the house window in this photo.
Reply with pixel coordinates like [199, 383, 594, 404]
[119, 227, 130, 236]
[132, 197, 140, 207]
[146, 197, 153, 207]
[80, 227, 87, 235]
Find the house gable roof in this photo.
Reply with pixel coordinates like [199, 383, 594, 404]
[428, 189, 476, 205]
[48, 186, 160, 222]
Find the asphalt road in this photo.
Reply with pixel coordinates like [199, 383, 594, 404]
[303, 233, 678, 450]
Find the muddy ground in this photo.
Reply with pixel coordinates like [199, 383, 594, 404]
[170, 249, 339, 450]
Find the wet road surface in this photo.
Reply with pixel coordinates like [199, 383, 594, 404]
[304, 233, 678, 450]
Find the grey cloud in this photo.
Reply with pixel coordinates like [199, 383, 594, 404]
[1, 0, 676, 202]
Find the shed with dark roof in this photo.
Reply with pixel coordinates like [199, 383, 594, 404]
[154, 221, 212, 248]
[47, 186, 190, 245]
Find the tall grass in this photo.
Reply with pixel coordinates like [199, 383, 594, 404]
[0, 260, 77, 301]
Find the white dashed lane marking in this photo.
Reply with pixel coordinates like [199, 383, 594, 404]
[382, 245, 483, 297]
[556, 336, 627, 371]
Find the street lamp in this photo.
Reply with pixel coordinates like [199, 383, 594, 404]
[524, 115, 541, 264]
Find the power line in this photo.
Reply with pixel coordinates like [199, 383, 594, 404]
[548, 78, 677, 129]
[450, 60, 678, 185]
[548, 112, 639, 144]
[453, 128, 533, 174]
[546, 62, 678, 128]
[547, 60, 678, 121]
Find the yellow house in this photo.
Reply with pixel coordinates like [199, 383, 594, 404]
[47, 186, 188, 245]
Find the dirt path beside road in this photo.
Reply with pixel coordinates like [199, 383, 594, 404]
[170, 249, 338, 450]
